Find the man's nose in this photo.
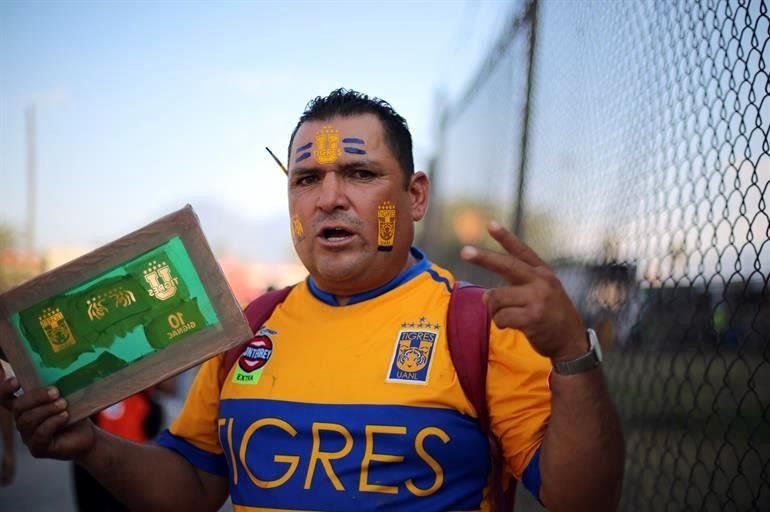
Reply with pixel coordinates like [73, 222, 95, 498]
[317, 171, 349, 211]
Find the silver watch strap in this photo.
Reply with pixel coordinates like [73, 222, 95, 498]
[552, 329, 602, 375]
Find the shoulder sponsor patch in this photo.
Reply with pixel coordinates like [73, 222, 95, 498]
[232, 327, 275, 385]
[386, 319, 439, 385]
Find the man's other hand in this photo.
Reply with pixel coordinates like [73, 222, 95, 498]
[460, 220, 587, 362]
[1, 365, 96, 461]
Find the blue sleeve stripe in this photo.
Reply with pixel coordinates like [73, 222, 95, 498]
[522, 446, 543, 502]
[156, 430, 228, 476]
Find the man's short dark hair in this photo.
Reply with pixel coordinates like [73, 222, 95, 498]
[288, 88, 414, 187]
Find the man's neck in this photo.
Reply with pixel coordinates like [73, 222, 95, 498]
[333, 251, 418, 306]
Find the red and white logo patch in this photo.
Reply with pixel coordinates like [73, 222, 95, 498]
[238, 335, 273, 373]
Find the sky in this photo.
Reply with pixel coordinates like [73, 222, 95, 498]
[0, 0, 507, 259]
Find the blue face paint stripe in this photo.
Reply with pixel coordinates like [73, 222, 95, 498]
[296, 142, 312, 153]
[295, 152, 311, 163]
[344, 147, 367, 155]
[341, 137, 365, 144]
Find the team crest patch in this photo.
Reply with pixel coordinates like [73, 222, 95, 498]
[386, 318, 440, 385]
[314, 125, 342, 164]
[377, 200, 396, 252]
[143, 260, 179, 301]
[39, 307, 77, 352]
[232, 327, 276, 385]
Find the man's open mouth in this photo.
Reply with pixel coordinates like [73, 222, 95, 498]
[320, 227, 354, 242]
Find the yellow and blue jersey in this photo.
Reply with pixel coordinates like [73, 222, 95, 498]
[158, 248, 552, 511]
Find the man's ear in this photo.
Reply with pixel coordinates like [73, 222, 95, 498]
[409, 171, 430, 222]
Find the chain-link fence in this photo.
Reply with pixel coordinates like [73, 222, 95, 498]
[422, 0, 769, 510]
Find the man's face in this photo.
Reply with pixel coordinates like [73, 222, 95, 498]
[287, 114, 428, 296]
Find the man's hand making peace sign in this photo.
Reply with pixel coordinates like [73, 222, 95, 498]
[461, 220, 625, 512]
[460, 220, 588, 363]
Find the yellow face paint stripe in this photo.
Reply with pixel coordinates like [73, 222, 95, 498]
[378, 201, 396, 251]
[291, 214, 305, 243]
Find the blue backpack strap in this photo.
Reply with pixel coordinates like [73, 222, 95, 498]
[448, 281, 516, 511]
[219, 286, 293, 386]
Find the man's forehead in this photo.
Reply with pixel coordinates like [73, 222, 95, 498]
[292, 115, 383, 147]
[289, 114, 387, 168]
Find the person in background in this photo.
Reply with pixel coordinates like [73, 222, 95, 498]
[0, 354, 15, 487]
[0, 398, 14, 487]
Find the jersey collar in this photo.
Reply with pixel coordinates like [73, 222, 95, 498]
[307, 247, 431, 306]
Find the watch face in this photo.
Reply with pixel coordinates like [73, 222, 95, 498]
[587, 328, 603, 362]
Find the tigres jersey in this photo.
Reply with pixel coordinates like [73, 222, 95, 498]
[157, 249, 552, 511]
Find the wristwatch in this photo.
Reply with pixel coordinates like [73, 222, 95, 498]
[552, 328, 603, 375]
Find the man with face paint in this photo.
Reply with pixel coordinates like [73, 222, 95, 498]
[2, 89, 624, 511]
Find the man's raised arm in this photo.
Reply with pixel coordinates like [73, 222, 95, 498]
[461, 221, 625, 511]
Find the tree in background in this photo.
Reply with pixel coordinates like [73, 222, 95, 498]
[0, 222, 16, 485]
[0, 223, 43, 293]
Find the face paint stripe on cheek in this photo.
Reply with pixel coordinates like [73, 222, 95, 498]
[377, 201, 396, 252]
[291, 214, 305, 243]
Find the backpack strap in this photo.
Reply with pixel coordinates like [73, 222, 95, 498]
[219, 286, 293, 386]
[448, 282, 491, 429]
[447, 281, 515, 511]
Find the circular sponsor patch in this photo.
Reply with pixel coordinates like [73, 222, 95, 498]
[238, 335, 273, 373]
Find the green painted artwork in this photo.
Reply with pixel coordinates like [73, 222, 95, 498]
[11, 236, 219, 396]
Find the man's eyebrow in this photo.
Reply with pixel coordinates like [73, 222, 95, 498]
[290, 160, 383, 177]
[338, 160, 383, 173]
[290, 166, 322, 177]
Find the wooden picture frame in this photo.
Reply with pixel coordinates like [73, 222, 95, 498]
[0, 205, 253, 423]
